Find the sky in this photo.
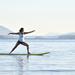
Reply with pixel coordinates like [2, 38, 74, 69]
[0, 0, 75, 35]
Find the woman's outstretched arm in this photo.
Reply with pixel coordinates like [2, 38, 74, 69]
[24, 30, 35, 34]
[8, 32, 19, 35]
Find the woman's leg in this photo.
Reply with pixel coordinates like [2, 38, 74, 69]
[21, 42, 30, 54]
[9, 41, 20, 54]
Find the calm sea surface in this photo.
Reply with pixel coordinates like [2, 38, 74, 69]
[0, 39, 75, 75]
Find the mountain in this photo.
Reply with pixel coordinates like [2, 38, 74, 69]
[58, 33, 75, 39]
[0, 26, 12, 35]
[0, 26, 16, 39]
[0, 25, 75, 40]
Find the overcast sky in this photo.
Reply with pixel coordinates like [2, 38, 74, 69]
[0, 0, 75, 35]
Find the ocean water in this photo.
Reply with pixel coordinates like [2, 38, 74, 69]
[0, 39, 75, 75]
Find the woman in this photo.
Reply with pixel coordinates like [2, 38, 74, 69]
[9, 28, 35, 54]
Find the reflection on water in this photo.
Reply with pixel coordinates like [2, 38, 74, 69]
[0, 54, 75, 75]
[14, 55, 30, 75]
[14, 56, 24, 75]
[0, 55, 30, 75]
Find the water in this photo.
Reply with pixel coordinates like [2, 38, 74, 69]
[0, 39, 75, 75]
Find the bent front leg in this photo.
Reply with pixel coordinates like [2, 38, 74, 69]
[21, 42, 30, 54]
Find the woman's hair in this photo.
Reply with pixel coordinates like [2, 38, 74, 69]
[19, 28, 24, 32]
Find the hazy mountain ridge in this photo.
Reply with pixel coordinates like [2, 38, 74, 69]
[0, 26, 16, 39]
[0, 26, 75, 39]
[58, 33, 75, 39]
[0, 26, 12, 35]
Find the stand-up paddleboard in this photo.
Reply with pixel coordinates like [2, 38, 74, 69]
[0, 52, 50, 56]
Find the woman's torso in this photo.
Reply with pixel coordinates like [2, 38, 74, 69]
[18, 33, 24, 42]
